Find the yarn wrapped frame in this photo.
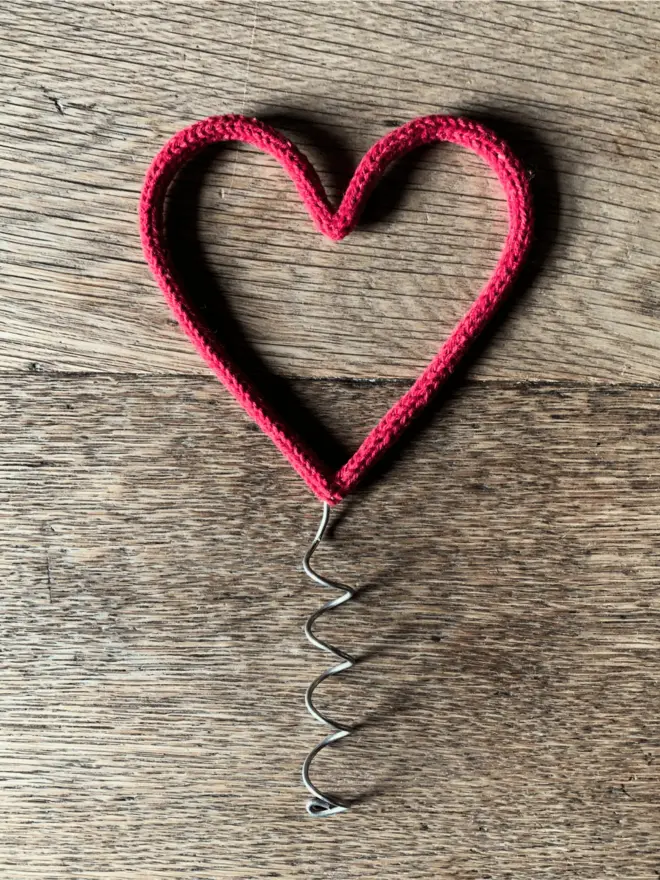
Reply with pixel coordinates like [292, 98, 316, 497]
[139, 114, 534, 504]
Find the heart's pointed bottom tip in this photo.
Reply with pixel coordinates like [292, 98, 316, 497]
[317, 486, 345, 506]
[317, 222, 350, 242]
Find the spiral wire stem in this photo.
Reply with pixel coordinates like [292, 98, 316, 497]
[301, 502, 356, 817]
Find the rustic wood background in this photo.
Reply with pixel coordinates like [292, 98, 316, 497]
[1, 1, 659, 878]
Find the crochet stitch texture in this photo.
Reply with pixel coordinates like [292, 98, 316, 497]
[140, 114, 534, 504]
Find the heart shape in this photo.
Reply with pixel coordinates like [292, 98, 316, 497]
[139, 114, 533, 504]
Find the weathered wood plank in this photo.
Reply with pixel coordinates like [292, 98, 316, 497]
[2, 1, 660, 876]
[1, 1, 659, 380]
[1, 374, 658, 878]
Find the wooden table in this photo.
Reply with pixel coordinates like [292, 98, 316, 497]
[1, 2, 659, 877]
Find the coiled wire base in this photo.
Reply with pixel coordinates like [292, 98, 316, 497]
[301, 502, 356, 817]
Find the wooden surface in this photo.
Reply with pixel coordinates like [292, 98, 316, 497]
[1, 2, 659, 878]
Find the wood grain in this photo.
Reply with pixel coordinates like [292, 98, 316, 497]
[0, 0, 659, 380]
[1, 375, 659, 878]
[2, 1, 660, 878]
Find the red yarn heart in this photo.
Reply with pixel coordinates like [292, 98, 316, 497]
[140, 115, 533, 504]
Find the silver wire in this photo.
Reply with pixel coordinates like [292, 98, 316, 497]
[301, 501, 356, 817]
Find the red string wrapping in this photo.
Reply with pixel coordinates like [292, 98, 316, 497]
[139, 114, 534, 504]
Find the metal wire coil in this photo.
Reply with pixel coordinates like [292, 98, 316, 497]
[301, 502, 356, 817]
